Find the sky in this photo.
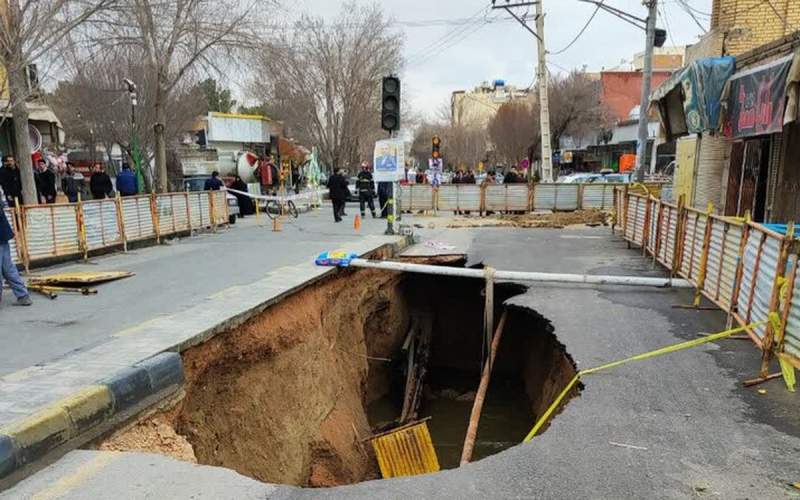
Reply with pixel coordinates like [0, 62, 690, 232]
[281, 0, 713, 121]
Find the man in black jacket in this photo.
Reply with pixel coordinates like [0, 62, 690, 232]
[34, 159, 56, 204]
[89, 163, 113, 199]
[0, 156, 22, 206]
[328, 169, 349, 222]
[356, 162, 376, 218]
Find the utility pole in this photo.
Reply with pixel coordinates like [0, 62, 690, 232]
[634, 0, 658, 182]
[493, 1, 553, 182]
[535, 0, 553, 183]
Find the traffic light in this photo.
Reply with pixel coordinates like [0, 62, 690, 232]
[654, 28, 667, 48]
[432, 135, 441, 159]
[381, 76, 401, 132]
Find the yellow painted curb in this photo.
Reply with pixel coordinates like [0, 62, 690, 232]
[0, 406, 73, 462]
[59, 386, 113, 433]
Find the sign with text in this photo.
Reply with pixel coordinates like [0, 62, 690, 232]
[373, 139, 405, 182]
[724, 55, 792, 139]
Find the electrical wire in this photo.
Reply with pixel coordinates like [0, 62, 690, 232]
[548, 1, 604, 56]
[673, 0, 707, 32]
[405, 5, 494, 68]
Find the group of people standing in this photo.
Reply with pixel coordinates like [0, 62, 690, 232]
[0, 156, 140, 207]
[327, 162, 391, 223]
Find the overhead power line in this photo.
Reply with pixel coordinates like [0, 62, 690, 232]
[549, 1, 604, 55]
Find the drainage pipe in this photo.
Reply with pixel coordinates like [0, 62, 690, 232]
[348, 259, 693, 288]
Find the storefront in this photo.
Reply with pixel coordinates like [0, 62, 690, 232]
[720, 53, 796, 221]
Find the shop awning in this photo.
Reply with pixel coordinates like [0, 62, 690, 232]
[651, 56, 736, 139]
[0, 100, 63, 127]
[720, 53, 794, 138]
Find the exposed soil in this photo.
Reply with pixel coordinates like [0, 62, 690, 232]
[96, 260, 579, 487]
[447, 210, 609, 229]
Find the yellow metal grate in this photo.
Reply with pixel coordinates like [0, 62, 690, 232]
[369, 419, 440, 479]
[28, 271, 134, 286]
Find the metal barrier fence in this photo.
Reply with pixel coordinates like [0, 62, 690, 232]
[615, 188, 799, 377]
[398, 182, 665, 213]
[9, 190, 228, 270]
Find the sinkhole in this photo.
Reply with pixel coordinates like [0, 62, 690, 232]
[94, 257, 579, 487]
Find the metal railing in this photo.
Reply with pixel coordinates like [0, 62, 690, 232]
[9, 190, 228, 270]
[614, 187, 799, 377]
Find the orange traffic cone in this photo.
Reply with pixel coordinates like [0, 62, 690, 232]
[354, 214, 362, 231]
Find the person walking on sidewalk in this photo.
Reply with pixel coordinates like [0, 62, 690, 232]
[0, 187, 31, 306]
[356, 161, 377, 218]
[328, 169, 349, 222]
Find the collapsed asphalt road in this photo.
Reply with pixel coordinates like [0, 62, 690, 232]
[3, 227, 799, 499]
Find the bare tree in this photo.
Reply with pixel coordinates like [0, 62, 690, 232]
[488, 102, 537, 167]
[412, 114, 486, 171]
[251, 2, 403, 173]
[486, 71, 609, 167]
[93, 0, 264, 191]
[0, 0, 111, 204]
[50, 53, 205, 188]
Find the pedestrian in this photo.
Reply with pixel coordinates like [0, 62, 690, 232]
[229, 175, 254, 216]
[504, 168, 519, 184]
[116, 163, 138, 197]
[89, 163, 113, 199]
[204, 171, 224, 191]
[328, 168, 349, 222]
[61, 163, 83, 203]
[0, 186, 31, 306]
[356, 161, 377, 218]
[256, 155, 273, 195]
[0, 156, 22, 207]
[34, 159, 56, 204]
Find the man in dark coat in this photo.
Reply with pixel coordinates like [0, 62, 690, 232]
[0, 187, 31, 305]
[0, 156, 22, 206]
[204, 171, 224, 191]
[89, 163, 113, 199]
[328, 169, 349, 222]
[34, 159, 56, 204]
[229, 175, 254, 216]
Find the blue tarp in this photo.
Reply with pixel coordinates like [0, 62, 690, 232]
[682, 56, 736, 133]
[762, 224, 797, 236]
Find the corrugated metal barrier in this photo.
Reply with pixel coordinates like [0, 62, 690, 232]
[534, 184, 579, 211]
[615, 187, 800, 375]
[582, 183, 617, 210]
[485, 185, 529, 212]
[437, 185, 481, 212]
[10, 191, 226, 270]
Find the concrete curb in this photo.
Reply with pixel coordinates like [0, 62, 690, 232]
[0, 352, 183, 480]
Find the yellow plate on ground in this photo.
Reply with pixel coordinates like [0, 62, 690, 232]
[28, 271, 134, 286]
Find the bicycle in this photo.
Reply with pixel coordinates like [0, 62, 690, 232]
[265, 197, 299, 219]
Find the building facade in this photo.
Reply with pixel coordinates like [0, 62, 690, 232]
[450, 80, 535, 129]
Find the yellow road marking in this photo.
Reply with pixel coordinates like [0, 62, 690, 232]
[31, 452, 120, 500]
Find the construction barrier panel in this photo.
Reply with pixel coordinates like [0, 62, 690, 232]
[581, 183, 617, 210]
[9, 190, 226, 269]
[484, 184, 529, 212]
[533, 184, 579, 211]
[615, 188, 800, 373]
[436, 184, 481, 212]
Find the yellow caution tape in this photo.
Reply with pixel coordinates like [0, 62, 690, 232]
[523, 320, 767, 443]
[779, 357, 796, 393]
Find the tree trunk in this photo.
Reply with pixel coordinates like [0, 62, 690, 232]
[8, 65, 37, 205]
[154, 90, 168, 193]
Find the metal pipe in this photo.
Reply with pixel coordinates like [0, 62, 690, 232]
[348, 258, 693, 288]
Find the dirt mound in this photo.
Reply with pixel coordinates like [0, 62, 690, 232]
[447, 210, 609, 229]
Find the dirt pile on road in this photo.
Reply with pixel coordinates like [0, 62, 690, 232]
[447, 210, 609, 229]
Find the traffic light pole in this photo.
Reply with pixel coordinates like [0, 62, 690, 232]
[634, 0, 658, 183]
